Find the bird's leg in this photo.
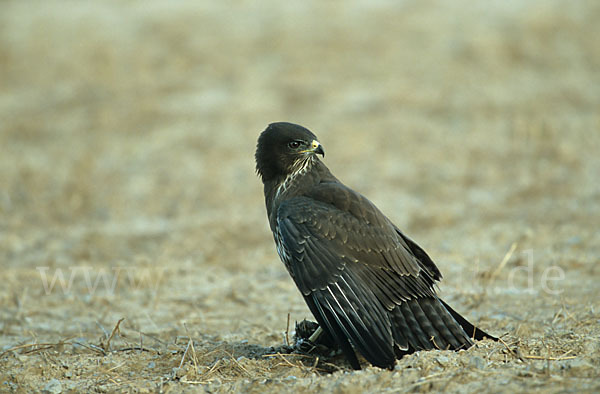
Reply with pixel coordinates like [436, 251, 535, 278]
[308, 326, 323, 343]
[294, 321, 341, 358]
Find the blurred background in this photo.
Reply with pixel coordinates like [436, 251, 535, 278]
[1, 0, 599, 391]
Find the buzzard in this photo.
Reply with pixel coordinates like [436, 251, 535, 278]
[255, 122, 495, 370]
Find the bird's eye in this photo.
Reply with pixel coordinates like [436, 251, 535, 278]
[288, 140, 302, 149]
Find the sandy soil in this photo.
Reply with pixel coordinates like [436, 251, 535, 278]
[1, 1, 599, 392]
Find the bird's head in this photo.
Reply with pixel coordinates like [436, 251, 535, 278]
[255, 122, 325, 182]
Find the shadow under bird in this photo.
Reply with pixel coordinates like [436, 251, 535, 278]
[255, 122, 496, 370]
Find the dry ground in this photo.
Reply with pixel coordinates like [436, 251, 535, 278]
[1, 1, 599, 392]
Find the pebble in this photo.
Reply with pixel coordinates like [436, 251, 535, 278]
[42, 378, 62, 394]
[469, 356, 485, 369]
[436, 355, 450, 366]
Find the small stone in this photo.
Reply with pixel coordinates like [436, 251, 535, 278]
[147, 361, 155, 369]
[469, 356, 485, 369]
[42, 378, 62, 394]
[436, 355, 450, 366]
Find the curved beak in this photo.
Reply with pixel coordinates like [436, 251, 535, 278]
[310, 140, 325, 157]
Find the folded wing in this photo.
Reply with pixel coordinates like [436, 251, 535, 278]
[276, 184, 479, 369]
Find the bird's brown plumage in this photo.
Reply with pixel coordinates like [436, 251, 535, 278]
[256, 122, 495, 369]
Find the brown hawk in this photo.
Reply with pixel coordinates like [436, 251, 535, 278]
[255, 122, 495, 369]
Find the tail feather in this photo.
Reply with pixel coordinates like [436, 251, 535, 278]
[408, 299, 451, 349]
[399, 302, 436, 350]
[421, 298, 469, 349]
[431, 299, 473, 350]
[390, 307, 410, 351]
[391, 297, 495, 354]
[439, 299, 497, 341]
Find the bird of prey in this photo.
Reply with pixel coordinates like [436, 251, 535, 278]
[255, 122, 495, 370]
